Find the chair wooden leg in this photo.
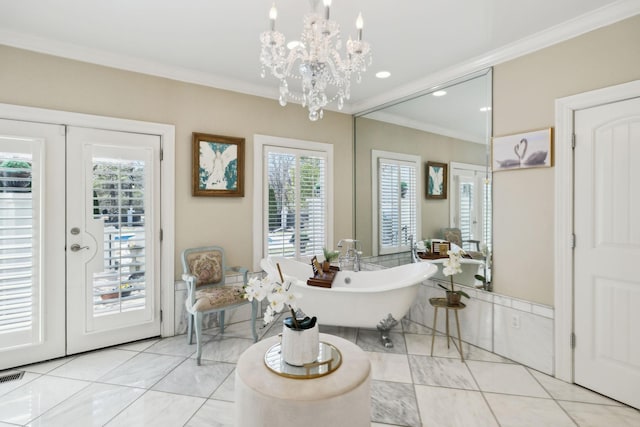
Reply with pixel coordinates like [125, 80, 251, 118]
[251, 300, 258, 343]
[195, 311, 203, 366]
[187, 313, 194, 345]
[219, 310, 225, 335]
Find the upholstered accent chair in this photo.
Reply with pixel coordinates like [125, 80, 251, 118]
[438, 228, 484, 259]
[181, 246, 257, 365]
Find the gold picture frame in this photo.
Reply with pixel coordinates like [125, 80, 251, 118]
[492, 128, 553, 172]
[192, 133, 244, 197]
[426, 161, 447, 199]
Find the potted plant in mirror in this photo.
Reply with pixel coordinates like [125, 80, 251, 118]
[438, 250, 470, 305]
[322, 247, 339, 272]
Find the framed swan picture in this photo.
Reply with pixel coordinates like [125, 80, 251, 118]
[492, 128, 553, 172]
[426, 161, 447, 199]
[192, 132, 245, 197]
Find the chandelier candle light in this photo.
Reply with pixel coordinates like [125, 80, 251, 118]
[260, 0, 372, 121]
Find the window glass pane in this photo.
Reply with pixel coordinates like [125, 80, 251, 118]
[0, 152, 33, 338]
[459, 180, 474, 250]
[266, 149, 327, 258]
[379, 158, 417, 252]
[92, 158, 146, 316]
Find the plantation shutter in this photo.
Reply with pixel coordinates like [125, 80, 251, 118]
[483, 177, 492, 252]
[92, 158, 147, 315]
[0, 151, 35, 343]
[378, 158, 417, 253]
[458, 177, 475, 250]
[265, 147, 327, 258]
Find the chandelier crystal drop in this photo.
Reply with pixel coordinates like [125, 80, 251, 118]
[259, 0, 372, 121]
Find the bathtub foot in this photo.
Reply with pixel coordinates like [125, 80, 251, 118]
[377, 314, 398, 348]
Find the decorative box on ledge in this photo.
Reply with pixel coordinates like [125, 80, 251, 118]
[418, 252, 449, 260]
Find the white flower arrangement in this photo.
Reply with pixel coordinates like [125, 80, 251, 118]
[438, 249, 470, 299]
[244, 275, 301, 324]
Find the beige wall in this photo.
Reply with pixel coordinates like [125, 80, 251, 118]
[0, 45, 354, 278]
[1, 13, 638, 304]
[354, 117, 486, 255]
[492, 15, 640, 305]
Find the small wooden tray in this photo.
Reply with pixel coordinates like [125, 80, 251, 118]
[307, 269, 337, 288]
[418, 252, 449, 260]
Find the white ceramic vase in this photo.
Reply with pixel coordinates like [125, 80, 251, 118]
[281, 321, 319, 366]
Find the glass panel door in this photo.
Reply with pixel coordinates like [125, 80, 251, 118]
[0, 119, 65, 370]
[66, 127, 160, 354]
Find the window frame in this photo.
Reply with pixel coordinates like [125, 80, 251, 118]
[449, 162, 490, 251]
[371, 150, 421, 256]
[252, 134, 333, 270]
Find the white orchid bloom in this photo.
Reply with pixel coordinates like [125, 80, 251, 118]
[263, 306, 276, 324]
[267, 290, 286, 313]
[242, 273, 303, 325]
[443, 250, 463, 276]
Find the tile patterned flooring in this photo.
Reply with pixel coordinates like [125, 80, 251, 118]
[1, 318, 639, 427]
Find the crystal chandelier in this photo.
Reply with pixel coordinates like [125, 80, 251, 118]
[259, 0, 372, 121]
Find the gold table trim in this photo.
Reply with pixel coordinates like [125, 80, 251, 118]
[263, 341, 343, 379]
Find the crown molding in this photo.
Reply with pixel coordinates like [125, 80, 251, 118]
[365, 110, 486, 144]
[0, 28, 278, 101]
[351, 0, 640, 114]
[0, 0, 638, 115]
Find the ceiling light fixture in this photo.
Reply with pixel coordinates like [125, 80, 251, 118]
[432, 90, 447, 97]
[375, 71, 391, 79]
[260, 0, 372, 121]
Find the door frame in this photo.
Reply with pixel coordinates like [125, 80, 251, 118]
[554, 79, 640, 382]
[0, 102, 176, 338]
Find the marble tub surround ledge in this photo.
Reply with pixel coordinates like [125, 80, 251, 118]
[408, 278, 554, 375]
[175, 261, 554, 374]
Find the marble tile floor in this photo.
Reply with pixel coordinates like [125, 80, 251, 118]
[1, 318, 639, 427]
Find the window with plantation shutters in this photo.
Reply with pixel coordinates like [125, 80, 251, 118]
[255, 136, 333, 263]
[450, 162, 491, 252]
[0, 152, 34, 341]
[372, 151, 420, 255]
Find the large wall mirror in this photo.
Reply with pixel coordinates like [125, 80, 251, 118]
[354, 68, 493, 289]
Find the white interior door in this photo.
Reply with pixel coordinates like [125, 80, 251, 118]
[0, 119, 66, 370]
[574, 96, 640, 409]
[66, 127, 161, 354]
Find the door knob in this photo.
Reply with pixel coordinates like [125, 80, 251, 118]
[70, 243, 90, 252]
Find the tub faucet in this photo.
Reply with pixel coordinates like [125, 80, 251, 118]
[337, 239, 361, 272]
[410, 235, 419, 263]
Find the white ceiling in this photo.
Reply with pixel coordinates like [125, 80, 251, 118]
[0, 0, 637, 115]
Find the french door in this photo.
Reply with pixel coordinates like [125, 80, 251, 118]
[0, 119, 66, 369]
[0, 120, 162, 369]
[66, 127, 161, 354]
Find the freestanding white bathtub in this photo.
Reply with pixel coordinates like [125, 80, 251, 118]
[260, 256, 437, 329]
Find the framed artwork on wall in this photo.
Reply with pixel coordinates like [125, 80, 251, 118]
[492, 128, 553, 172]
[192, 132, 244, 197]
[426, 161, 447, 199]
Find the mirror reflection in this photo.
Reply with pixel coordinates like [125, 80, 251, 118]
[354, 69, 493, 290]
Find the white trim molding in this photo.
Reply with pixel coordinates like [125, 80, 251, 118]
[252, 134, 334, 271]
[554, 79, 640, 382]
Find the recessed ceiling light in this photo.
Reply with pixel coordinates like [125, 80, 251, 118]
[480, 106, 492, 112]
[375, 71, 391, 79]
[432, 90, 447, 97]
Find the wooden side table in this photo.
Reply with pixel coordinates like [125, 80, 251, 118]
[429, 297, 466, 361]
